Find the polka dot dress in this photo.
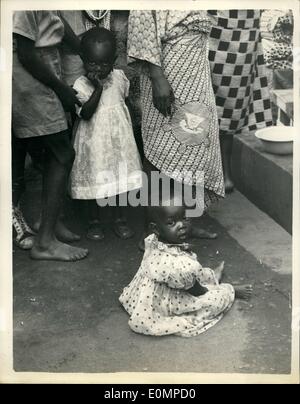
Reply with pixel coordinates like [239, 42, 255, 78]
[119, 234, 235, 337]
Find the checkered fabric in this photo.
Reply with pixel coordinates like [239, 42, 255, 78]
[208, 10, 273, 135]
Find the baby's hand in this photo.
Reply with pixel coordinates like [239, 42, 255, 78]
[187, 281, 208, 297]
[87, 72, 112, 89]
[90, 75, 104, 89]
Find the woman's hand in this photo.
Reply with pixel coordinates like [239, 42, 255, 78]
[149, 64, 175, 117]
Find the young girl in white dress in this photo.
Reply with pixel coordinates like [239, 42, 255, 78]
[70, 28, 142, 240]
[119, 193, 253, 337]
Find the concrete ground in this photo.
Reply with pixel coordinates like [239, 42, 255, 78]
[13, 168, 292, 374]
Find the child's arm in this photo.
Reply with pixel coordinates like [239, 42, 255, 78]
[148, 254, 208, 295]
[15, 35, 81, 113]
[79, 78, 103, 121]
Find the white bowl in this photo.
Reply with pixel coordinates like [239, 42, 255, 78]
[255, 126, 294, 155]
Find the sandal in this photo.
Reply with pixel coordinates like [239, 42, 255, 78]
[113, 218, 134, 240]
[86, 220, 105, 241]
[12, 205, 35, 250]
[14, 206, 35, 235]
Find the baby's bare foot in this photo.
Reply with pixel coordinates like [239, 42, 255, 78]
[191, 227, 218, 240]
[30, 239, 88, 262]
[235, 284, 253, 300]
[214, 261, 225, 282]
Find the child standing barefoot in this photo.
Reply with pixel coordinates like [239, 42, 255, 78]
[12, 11, 88, 261]
[70, 28, 142, 240]
[119, 195, 252, 337]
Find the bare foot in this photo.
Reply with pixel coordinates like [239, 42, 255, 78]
[191, 227, 218, 240]
[235, 284, 253, 300]
[214, 261, 225, 282]
[33, 219, 81, 243]
[30, 239, 88, 262]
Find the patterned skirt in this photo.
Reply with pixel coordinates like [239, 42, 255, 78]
[140, 33, 225, 207]
[208, 10, 274, 135]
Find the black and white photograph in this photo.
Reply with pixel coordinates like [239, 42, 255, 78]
[0, 0, 299, 384]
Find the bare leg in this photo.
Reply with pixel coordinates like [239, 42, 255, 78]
[87, 199, 100, 222]
[54, 217, 81, 242]
[31, 132, 80, 243]
[33, 212, 81, 243]
[86, 200, 104, 241]
[12, 134, 27, 206]
[30, 135, 88, 261]
[189, 181, 218, 240]
[113, 196, 134, 239]
[27, 140, 45, 172]
[234, 284, 253, 300]
[220, 134, 234, 194]
[114, 205, 124, 221]
[31, 139, 80, 243]
[12, 134, 36, 250]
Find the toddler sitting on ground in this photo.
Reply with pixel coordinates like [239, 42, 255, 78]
[119, 193, 252, 337]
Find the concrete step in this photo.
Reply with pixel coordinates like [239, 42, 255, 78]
[231, 132, 293, 234]
[209, 191, 292, 275]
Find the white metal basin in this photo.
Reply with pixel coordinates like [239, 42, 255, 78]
[255, 126, 294, 155]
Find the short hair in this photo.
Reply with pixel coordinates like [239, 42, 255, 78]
[81, 27, 117, 58]
[147, 189, 184, 224]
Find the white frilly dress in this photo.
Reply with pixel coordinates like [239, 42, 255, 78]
[70, 69, 142, 200]
[119, 234, 235, 337]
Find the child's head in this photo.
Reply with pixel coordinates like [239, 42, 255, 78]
[81, 27, 117, 80]
[147, 192, 191, 245]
